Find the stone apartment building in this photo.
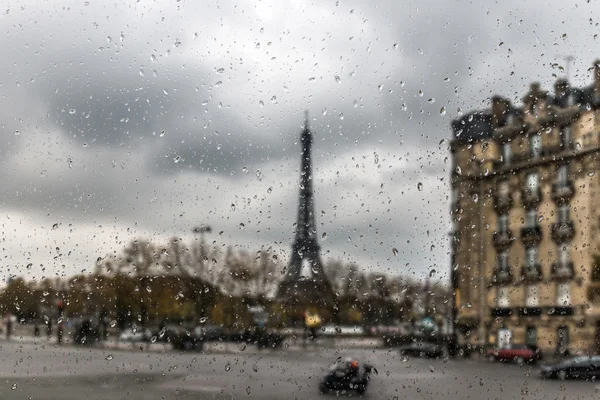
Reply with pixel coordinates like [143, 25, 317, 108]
[450, 60, 600, 355]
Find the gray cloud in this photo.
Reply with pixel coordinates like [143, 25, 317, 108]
[0, 0, 599, 282]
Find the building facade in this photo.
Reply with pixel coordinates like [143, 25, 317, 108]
[451, 60, 600, 356]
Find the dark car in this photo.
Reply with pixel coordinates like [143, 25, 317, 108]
[398, 342, 444, 358]
[319, 358, 375, 395]
[487, 345, 541, 365]
[541, 356, 600, 380]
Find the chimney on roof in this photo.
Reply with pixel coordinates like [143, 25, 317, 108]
[554, 78, 569, 97]
[594, 60, 600, 91]
[491, 95, 509, 128]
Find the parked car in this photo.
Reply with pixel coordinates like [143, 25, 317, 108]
[487, 345, 541, 365]
[119, 328, 152, 343]
[398, 341, 444, 358]
[541, 356, 600, 380]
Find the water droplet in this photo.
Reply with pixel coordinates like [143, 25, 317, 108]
[401, 356, 409, 362]
[67, 157, 73, 168]
[322, 232, 327, 240]
[472, 193, 479, 203]
[429, 365, 435, 372]
[11, 383, 17, 390]
[107, 36, 112, 44]
[393, 43, 398, 49]
[392, 247, 398, 256]
[139, 68, 144, 77]
[163, 89, 169, 95]
[429, 269, 436, 278]
[427, 98, 435, 104]
[253, 364, 258, 372]
[267, 187, 272, 194]
[14, 130, 20, 135]
[151, 54, 157, 62]
[440, 107, 446, 115]
[215, 81, 222, 87]
[239, 223, 245, 230]
[353, 100, 358, 108]
[417, 182, 423, 191]
[199, 316, 208, 323]
[322, 107, 327, 116]
[52, 223, 59, 230]
[334, 75, 341, 83]
[239, 343, 247, 351]
[270, 95, 276, 103]
[246, 387, 251, 395]
[69, 109, 76, 114]
[40, 170, 47, 177]
[231, 203, 236, 211]
[339, 113, 344, 120]
[105, 354, 114, 361]
[589, 171, 595, 177]
[173, 155, 181, 163]
[216, 67, 225, 74]
[259, 100, 264, 107]
[225, 362, 231, 371]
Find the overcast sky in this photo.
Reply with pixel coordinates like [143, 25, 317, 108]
[0, 0, 598, 284]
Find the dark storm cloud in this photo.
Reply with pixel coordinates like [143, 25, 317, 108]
[2, 0, 600, 280]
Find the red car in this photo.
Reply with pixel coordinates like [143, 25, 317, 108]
[487, 345, 541, 365]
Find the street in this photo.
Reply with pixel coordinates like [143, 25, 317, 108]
[0, 341, 598, 399]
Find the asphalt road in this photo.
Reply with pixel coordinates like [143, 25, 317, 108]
[0, 341, 598, 399]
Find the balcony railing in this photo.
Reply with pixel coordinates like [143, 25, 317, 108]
[521, 263, 543, 283]
[520, 187, 542, 208]
[491, 307, 512, 318]
[551, 262, 575, 281]
[493, 193, 513, 214]
[491, 266, 513, 285]
[548, 306, 574, 316]
[551, 221, 575, 243]
[520, 226, 542, 247]
[492, 230, 515, 250]
[518, 307, 542, 317]
[551, 182, 575, 205]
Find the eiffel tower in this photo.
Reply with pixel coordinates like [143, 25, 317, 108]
[277, 111, 333, 308]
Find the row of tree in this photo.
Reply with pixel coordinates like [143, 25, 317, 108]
[0, 237, 449, 329]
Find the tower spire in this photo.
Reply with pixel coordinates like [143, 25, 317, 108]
[304, 109, 310, 129]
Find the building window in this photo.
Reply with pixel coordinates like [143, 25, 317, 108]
[499, 181, 510, 197]
[526, 326, 537, 347]
[503, 142, 512, 165]
[498, 287, 510, 308]
[497, 251, 509, 270]
[557, 165, 568, 186]
[498, 214, 509, 233]
[526, 247, 538, 267]
[557, 205, 570, 223]
[562, 128, 572, 149]
[530, 134, 542, 158]
[557, 283, 571, 306]
[498, 328, 512, 349]
[558, 244, 570, 265]
[526, 172, 538, 192]
[525, 285, 539, 307]
[525, 209, 538, 228]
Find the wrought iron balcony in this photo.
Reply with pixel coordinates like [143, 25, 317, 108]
[551, 182, 575, 205]
[521, 263, 543, 283]
[551, 261, 575, 281]
[492, 230, 515, 250]
[548, 306, 574, 316]
[520, 226, 542, 247]
[520, 187, 542, 208]
[491, 307, 512, 318]
[551, 221, 575, 243]
[518, 307, 542, 317]
[491, 266, 514, 285]
[493, 193, 514, 214]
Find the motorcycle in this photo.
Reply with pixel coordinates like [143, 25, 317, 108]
[319, 358, 375, 395]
